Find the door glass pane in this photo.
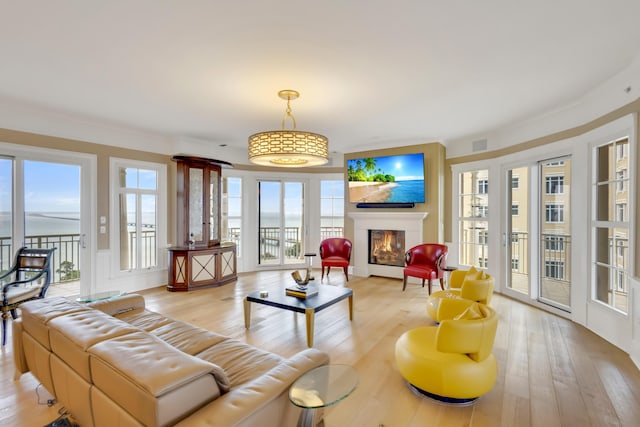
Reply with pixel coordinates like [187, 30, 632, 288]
[222, 177, 242, 253]
[508, 167, 529, 294]
[189, 168, 204, 242]
[320, 180, 345, 238]
[259, 181, 281, 264]
[539, 158, 571, 310]
[209, 169, 219, 242]
[592, 138, 629, 313]
[24, 161, 80, 284]
[458, 170, 488, 267]
[141, 194, 157, 269]
[0, 158, 12, 272]
[120, 193, 137, 270]
[284, 182, 303, 264]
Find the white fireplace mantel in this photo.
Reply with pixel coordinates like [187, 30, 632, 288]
[348, 211, 428, 279]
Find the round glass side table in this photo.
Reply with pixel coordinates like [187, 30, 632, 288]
[289, 364, 358, 427]
[76, 290, 124, 303]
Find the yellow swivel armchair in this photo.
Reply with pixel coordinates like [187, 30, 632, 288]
[395, 303, 498, 403]
[426, 267, 494, 322]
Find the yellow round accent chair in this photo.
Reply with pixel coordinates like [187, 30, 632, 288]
[426, 267, 494, 322]
[395, 302, 498, 403]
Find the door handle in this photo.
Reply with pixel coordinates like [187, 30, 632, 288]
[81, 234, 87, 249]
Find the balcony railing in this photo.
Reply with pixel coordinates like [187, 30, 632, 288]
[510, 232, 572, 283]
[1, 225, 346, 282]
[1, 234, 81, 283]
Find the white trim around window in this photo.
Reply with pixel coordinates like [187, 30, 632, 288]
[109, 158, 167, 278]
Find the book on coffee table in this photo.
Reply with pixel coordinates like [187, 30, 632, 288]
[285, 284, 319, 299]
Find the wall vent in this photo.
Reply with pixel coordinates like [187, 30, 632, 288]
[472, 139, 488, 152]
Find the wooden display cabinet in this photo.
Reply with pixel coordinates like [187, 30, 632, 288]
[168, 155, 237, 291]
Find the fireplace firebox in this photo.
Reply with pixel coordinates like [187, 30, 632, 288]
[368, 229, 406, 267]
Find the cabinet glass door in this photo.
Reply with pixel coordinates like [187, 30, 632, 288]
[209, 168, 219, 243]
[189, 167, 204, 243]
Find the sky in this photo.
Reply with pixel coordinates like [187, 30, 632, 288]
[1, 159, 80, 212]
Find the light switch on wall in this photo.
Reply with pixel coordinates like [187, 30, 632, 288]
[100, 226, 106, 234]
[100, 216, 107, 224]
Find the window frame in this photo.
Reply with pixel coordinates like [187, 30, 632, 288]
[545, 175, 565, 194]
[320, 179, 345, 239]
[545, 203, 565, 223]
[109, 158, 167, 276]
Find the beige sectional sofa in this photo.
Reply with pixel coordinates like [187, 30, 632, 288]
[13, 294, 330, 427]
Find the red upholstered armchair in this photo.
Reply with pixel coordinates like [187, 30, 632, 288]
[402, 243, 448, 294]
[319, 238, 352, 281]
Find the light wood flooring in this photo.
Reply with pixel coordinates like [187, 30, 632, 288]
[2, 270, 640, 426]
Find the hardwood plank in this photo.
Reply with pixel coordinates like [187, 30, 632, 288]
[2, 270, 640, 426]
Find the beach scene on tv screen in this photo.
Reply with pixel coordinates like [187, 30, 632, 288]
[347, 153, 425, 203]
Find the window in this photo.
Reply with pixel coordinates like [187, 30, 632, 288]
[545, 204, 564, 223]
[478, 257, 488, 268]
[222, 177, 242, 254]
[112, 159, 166, 273]
[617, 142, 627, 159]
[546, 160, 565, 166]
[477, 179, 488, 194]
[545, 175, 564, 194]
[617, 271, 626, 292]
[512, 204, 519, 216]
[511, 257, 519, 271]
[593, 136, 630, 313]
[320, 180, 344, 238]
[545, 235, 565, 251]
[616, 170, 626, 191]
[511, 233, 519, 243]
[617, 240, 626, 259]
[616, 203, 626, 222]
[476, 205, 488, 217]
[544, 260, 564, 279]
[511, 176, 519, 189]
[458, 170, 489, 268]
[258, 180, 305, 265]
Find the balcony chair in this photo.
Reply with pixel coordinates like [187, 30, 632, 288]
[319, 238, 352, 281]
[402, 243, 448, 294]
[426, 266, 494, 322]
[395, 302, 498, 404]
[1, 246, 56, 345]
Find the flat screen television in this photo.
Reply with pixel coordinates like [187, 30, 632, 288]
[347, 153, 425, 207]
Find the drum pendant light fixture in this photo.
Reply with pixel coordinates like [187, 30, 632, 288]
[248, 90, 329, 167]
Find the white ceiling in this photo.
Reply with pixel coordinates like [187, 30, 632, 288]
[1, 1, 640, 157]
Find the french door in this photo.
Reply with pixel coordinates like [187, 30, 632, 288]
[506, 166, 530, 295]
[588, 132, 633, 351]
[0, 143, 94, 296]
[539, 157, 572, 310]
[257, 180, 306, 266]
[504, 157, 572, 312]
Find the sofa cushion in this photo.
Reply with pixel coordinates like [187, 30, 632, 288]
[88, 293, 145, 315]
[89, 331, 228, 427]
[116, 309, 175, 331]
[196, 339, 283, 387]
[48, 309, 140, 381]
[20, 297, 89, 349]
[150, 319, 230, 355]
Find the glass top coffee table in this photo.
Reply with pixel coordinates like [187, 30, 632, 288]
[244, 285, 353, 347]
[289, 364, 359, 427]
